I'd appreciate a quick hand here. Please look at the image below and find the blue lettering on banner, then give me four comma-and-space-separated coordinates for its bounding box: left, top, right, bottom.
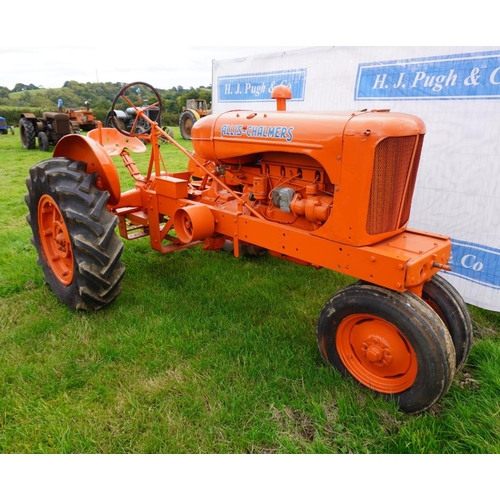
218, 69, 307, 103
448, 239, 500, 290
355, 50, 500, 101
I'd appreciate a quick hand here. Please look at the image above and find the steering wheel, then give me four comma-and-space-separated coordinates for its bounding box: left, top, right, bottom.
109, 81, 163, 138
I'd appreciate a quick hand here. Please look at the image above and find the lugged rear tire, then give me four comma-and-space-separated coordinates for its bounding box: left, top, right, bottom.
20, 118, 36, 149
25, 158, 125, 311
179, 110, 197, 140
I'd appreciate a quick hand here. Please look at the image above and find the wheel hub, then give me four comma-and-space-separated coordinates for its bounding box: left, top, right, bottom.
54, 225, 70, 257
362, 336, 393, 366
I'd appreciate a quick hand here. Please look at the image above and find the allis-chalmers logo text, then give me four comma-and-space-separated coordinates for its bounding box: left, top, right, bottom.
221, 124, 294, 142
355, 50, 500, 101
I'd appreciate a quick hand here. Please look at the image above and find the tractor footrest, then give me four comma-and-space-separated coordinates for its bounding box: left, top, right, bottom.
114, 206, 143, 216
116, 208, 150, 240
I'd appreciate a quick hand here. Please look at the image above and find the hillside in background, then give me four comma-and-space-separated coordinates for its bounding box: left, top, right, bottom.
0, 80, 212, 126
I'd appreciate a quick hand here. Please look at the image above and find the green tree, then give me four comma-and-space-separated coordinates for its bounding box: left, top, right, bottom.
12, 83, 40, 92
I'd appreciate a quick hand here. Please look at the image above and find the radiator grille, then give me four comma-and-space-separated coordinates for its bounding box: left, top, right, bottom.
366, 135, 423, 235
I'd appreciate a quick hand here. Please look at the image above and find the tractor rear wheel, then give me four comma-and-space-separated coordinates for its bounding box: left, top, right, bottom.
421, 274, 473, 372
317, 282, 456, 414
179, 110, 197, 140
25, 158, 125, 311
20, 118, 36, 149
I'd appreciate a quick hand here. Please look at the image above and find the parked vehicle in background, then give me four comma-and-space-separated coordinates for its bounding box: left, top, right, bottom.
66, 102, 97, 132
19, 112, 77, 151
179, 98, 211, 140
0, 117, 15, 135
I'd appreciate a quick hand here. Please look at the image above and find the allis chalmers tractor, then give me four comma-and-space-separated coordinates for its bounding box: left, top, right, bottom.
25, 82, 473, 414
179, 98, 211, 140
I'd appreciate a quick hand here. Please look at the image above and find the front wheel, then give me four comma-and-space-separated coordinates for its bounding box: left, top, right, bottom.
25, 158, 125, 311
421, 274, 473, 372
38, 131, 49, 151
317, 282, 456, 414
162, 126, 174, 139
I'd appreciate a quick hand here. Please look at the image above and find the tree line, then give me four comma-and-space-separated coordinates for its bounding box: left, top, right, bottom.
0, 80, 212, 126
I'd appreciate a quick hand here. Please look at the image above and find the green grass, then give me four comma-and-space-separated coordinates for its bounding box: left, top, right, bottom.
1, 129, 499, 454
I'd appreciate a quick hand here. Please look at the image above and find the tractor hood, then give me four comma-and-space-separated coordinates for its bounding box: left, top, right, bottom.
191, 108, 426, 176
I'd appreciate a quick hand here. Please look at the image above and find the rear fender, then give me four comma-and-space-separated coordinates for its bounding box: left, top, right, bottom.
186, 109, 201, 121
53, 134, 121, 205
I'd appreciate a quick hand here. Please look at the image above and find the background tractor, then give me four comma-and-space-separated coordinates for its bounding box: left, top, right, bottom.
0, 117, 15, 134
105, 105, 161, 135
179, 98, 211, 140
19, 112, 76, 151
25, 82, 473, 415
66, 102, 97, 132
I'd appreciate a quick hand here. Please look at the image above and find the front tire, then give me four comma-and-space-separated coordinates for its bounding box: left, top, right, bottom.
25, 158, 125, 311
162, 126, 174, 139
38, 131, 49, 151
317, 282, 456, 414
421, 274, 473, 372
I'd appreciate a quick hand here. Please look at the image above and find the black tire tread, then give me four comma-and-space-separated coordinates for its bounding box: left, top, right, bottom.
421, 274, 473, 372
317, 281, 456, 414
179, 110, 197, 140
25, 158, 125, 311
20, 118, 36, 149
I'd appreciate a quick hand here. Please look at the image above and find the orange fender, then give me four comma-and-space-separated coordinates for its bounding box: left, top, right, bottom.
53, 134, 121, 205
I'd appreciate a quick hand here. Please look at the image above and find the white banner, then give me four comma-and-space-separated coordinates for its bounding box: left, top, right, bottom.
212, 47, 500, 312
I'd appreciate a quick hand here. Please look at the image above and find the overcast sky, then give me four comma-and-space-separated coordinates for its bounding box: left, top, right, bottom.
0, 46, 310, 90
0, 1, 490, 92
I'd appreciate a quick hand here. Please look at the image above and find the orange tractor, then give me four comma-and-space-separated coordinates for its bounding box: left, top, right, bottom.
66, 104, 97, 132
25, 82, 473, 414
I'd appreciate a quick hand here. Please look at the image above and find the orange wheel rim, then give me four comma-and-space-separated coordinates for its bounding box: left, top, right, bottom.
38, 194, 74, 285
336, 314, 417, 393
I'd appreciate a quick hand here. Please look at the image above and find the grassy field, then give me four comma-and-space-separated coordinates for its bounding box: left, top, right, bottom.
1, 128, 499, 454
